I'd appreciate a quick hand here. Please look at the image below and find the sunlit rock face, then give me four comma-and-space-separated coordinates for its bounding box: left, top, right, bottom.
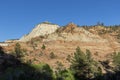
20, 22, 59, 42
46, 23, 107, 43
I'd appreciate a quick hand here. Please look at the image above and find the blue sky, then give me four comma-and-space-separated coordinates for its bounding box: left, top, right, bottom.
0, 0, 120, 42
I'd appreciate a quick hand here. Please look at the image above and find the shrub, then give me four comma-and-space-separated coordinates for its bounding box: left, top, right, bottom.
50, 52, 56, 59
0, 63, 54, 80
56, 61, 64, 72
41, 44, 46, 50
66, 55, 71, 62
56, 69, 75, 80
39, 51, 43, 57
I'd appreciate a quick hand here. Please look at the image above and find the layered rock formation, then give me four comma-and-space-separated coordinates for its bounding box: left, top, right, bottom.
45, 23, 107, 42
18, 22, 120, 56
3, 22, 120, 70
20, 22, 59, 42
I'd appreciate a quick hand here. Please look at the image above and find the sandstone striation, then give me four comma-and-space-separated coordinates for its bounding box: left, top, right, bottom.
3, 22, 120, 70
20, 22, 59, 42
45, 23, 107, 43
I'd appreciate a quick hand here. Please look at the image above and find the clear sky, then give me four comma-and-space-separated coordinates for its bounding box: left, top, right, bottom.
0, 0, 120, 42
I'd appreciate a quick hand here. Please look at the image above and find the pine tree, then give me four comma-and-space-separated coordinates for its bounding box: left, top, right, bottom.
113, 52, 120, 70
70, 47, 102, 80
14, 43, 23, 59
0, 46, 4, 55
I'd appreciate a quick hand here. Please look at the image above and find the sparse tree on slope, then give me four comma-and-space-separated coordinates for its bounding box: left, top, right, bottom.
70, 47, 102, 80
14, 43, 23, 59
113, 52, 120, 70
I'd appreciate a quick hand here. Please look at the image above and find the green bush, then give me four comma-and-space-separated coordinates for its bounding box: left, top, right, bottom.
41, 44, 46, 50
56, 69, 75, 80
0, 63, 54, 80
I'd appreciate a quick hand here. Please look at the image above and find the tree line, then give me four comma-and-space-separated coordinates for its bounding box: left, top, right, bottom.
0, 43, 120, 80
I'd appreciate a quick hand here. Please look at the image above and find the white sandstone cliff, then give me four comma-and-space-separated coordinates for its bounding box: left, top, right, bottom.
20, 22, 59, 42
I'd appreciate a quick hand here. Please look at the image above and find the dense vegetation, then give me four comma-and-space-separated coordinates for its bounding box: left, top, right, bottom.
0, 43, 120, 80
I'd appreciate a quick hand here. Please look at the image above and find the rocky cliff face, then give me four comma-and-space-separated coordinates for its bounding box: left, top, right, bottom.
45, 23, 107, 42
20, 22, 59, 42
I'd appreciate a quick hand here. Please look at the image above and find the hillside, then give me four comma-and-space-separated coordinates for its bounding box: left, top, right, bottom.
1, 22, 119, 70
1, 22, 120, 80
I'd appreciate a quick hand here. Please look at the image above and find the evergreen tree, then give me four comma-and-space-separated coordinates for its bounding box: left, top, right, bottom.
14, 43, 23, 59
113, 52, 120, 70
70, 47, 102, 80
0, 46, 4, 55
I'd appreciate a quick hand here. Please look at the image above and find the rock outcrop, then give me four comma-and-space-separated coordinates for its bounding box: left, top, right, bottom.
20, 22, 59, 42
45, 23, 107, 42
